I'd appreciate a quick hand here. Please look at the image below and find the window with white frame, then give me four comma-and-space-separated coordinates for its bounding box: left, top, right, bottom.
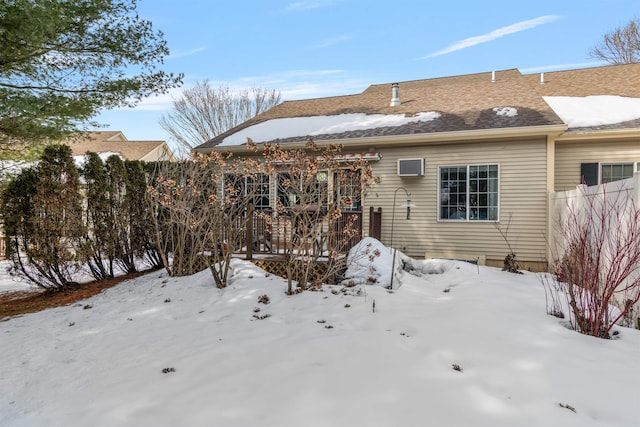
276, 172, 295, 208
439, 164, 499, 221
581, 162, 639, 186
600, 162, 635, 184
304, 171, 329, 208
334, 169, 361, 211
224, 173, 270, 209
223, 173, 244, 204
246, 173, 270, 209
276, 171, 328, 209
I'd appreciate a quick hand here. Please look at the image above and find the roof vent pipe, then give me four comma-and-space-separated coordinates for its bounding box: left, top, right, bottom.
540, 72, 545, 84
390, 83, 401, 107
491, 71, 496, 83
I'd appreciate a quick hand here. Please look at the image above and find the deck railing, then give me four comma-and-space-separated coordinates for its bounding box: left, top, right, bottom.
243, 206, 363, 259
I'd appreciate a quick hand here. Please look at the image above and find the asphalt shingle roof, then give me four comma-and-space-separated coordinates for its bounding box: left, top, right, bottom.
196, 64, 640, 150
67, 132, 167, 161
525, 63, 640, 133
525, 63, 640, 98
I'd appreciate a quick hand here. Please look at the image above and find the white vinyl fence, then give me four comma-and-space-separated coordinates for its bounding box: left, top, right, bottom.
549, 172, 640, 263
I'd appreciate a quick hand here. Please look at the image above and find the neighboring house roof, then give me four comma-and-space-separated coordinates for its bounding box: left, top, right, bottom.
194, 63, 640, 151
1, 131, 175, 179
66, 131, 176, 161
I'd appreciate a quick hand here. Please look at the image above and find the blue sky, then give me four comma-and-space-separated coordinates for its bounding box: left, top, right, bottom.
95, 0, 639, 147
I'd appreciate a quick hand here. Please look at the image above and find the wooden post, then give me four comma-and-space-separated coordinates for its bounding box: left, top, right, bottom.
246, 203, 253, 261
369, 206, 375, 238
368, 206, 382, 240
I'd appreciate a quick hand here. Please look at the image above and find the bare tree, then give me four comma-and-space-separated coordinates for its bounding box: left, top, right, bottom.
159, 81, 281, 154
590, 19, 640, 64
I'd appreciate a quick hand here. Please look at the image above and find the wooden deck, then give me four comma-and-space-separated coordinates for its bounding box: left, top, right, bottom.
242, 207, 364, 260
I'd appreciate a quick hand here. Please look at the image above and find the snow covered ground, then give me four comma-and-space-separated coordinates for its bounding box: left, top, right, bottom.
0, 260, 40, 294
0, 257, 155, 295
1, 241, 639, 427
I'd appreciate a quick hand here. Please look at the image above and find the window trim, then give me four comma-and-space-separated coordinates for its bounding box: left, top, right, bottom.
437, 163, 500, 222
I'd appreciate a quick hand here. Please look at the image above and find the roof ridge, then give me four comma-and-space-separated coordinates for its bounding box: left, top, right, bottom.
365, 68, 522, 90
522, 62, 640, 77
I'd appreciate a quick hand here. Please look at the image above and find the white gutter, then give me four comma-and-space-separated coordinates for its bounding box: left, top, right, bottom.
196, 124, 568, 154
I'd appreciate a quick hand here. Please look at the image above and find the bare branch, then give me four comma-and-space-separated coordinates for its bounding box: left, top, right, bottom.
160, 81, 281, 152
589, 19, 640, 64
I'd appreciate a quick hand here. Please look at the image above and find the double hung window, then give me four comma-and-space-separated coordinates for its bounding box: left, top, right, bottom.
304, 171, 329, 208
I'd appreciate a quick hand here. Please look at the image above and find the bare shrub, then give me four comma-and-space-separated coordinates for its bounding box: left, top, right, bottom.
262, 140, 375, 294
148, 152, 240, 285
149, 139, 375, 293
502, 253, 522, 274
551, 184, 640, 338
494, 213, 522, 274
540, 273, 565, 319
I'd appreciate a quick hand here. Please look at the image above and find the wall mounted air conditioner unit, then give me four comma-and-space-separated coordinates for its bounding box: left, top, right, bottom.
397, 158, 424, 176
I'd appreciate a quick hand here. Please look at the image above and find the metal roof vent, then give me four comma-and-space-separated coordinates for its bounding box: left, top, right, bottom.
540, 72, 545, 84
390, 83, 401, 107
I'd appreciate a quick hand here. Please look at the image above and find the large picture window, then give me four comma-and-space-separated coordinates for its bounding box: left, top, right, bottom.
439, 164, 499, 221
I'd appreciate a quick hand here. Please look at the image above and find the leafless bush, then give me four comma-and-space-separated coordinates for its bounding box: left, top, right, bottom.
148, 151, 253, 287
494, 213, 522, 274
148, 139, 376, 293
262, 140, 375, 294
540, 273, 565, 319
550, 184, 640, 338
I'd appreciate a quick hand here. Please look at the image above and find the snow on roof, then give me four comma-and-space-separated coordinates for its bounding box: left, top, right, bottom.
493, 107, 517, 117
544, 95, 640, 128
0, 160, 33, 177
1, 152, 124, 180
72, 152, 122, 169
220, 112, 442, 146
